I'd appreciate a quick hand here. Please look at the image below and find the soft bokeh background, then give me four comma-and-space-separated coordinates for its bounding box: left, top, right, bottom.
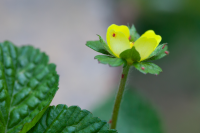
0, 0, 200, 133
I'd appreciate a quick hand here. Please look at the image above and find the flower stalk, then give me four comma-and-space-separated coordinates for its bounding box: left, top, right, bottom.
110, 65, 131, 129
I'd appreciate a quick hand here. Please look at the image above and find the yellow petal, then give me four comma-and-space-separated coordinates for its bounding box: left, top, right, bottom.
134, 37, 157, 61
106, 24, 130, 52
108, 29, 131, 57
141, 30, 162, 44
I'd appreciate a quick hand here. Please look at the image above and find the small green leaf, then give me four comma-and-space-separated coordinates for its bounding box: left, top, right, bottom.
0, 41, 59, 133
128, 24, 140, 42
147, 44, 166, 59
120, 46, 141, 63
92, 88, 163, 133
133, 62, 162, 75
95, 55, 125, 67
97, 35, 115, 56
86, 41, 111, 55
151, 45, 168, 60
146, 44, 168, 61
28, 104, 117, 133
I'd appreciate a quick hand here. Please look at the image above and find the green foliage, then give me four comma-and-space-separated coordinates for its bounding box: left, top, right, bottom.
0, 41, 59, 133
0, 41, 115, 133
28, 104, 117, 133
120, 46, 141, 64
128, 24, 140, 42
92, 88, 163, 133
86, 41, 111, 55
95, 55, 125, 67
85, 35, 116, 57
133, 62, 162, 75
145, 44, 168, 61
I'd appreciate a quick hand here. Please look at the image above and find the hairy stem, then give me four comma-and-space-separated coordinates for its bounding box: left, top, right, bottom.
110, 65, 130, 129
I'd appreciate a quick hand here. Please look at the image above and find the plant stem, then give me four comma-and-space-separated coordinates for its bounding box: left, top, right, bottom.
110, 65, 130, 129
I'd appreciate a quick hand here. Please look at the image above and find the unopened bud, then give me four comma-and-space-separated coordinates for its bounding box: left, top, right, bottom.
122, 74, 124, 78
129, 36, 131, 40
108, 120, 112, 124
141, 67, 145, 70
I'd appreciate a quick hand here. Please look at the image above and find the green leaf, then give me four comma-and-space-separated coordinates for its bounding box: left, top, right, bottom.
92, 88, 163, 133
95, 55, 125, 67
149, 44, 166, 57
133, 62, 162, 75
20, 104, 50, 133
146, 44, 168, 61
28, 104, 117, 133
86, 41, 111, 55
128, 24, 140, 42
97, 35, 115, 56
0, 41, 59, 133
120, 46, 141, 64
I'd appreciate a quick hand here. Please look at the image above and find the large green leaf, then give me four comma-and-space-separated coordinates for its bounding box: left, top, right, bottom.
86, 41, 111, 55
0, 41, 59, 133
133, 62, 162, 75
92, 88, 163, 133
95, 55, 125, 67
28, 104, 117, 133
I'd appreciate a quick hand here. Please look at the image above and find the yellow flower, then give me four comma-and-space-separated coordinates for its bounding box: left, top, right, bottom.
106, 24, 162, 61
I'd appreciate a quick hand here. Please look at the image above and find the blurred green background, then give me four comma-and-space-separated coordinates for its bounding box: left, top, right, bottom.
102, 0, 200, 133
0, 0, 200, 133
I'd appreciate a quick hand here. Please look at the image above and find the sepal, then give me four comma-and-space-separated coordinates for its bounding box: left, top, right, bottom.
128, 24, 140, 42
97, 35, 115, 56
86, 40, 111, 55
120, 46, 141, 64
95, 55, 125, 67
133, 62, 162, 75
145, 43, 169, 61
